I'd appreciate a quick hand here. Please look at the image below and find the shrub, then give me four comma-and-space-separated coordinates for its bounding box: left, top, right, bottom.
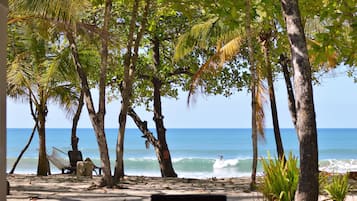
324, 173, 350, 201
260, 152, 299, 201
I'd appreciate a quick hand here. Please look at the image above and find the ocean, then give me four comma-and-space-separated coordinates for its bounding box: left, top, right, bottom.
6, 128, 357, 178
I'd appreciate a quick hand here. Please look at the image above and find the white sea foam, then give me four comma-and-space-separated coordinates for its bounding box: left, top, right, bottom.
320, 159, 357, 173
213, 158, 239, 169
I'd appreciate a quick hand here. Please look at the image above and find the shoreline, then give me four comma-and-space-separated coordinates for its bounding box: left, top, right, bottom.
7, 174, 357, 201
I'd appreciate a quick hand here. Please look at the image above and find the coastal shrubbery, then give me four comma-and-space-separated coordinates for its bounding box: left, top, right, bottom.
261, 153, 351, 201
324, 173, 350, 201
260, 153, 299, 201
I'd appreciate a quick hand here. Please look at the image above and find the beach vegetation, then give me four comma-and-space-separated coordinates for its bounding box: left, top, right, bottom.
260, 153, 299, 201
7, 22, 80, 175
8, 0, 115, 186
324, 173, 350, 201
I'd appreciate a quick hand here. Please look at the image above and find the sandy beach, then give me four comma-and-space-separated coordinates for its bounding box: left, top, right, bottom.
6, 174, 357, 201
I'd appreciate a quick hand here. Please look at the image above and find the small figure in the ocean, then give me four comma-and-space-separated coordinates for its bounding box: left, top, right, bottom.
219, 155, 224, 160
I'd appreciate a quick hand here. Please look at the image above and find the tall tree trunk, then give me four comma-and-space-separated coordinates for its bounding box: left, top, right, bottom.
280, 54, 297, 127
245, 0, 258, 190
114, 0, 140, 181
152, 36, 177, 177
280, 0, 319, 200
261, 33, 285, 160
114, 0, 150, 182
71, 90, 84, 151
66, 16, 113, 186
10, 98, 38, 174
36, 100, 49, 176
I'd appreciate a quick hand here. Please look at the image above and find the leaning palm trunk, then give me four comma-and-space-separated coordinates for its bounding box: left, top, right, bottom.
280, 0, 319, 200
261, 33, 285, 160
280, 54, 297, 128
10, 98, 38, 174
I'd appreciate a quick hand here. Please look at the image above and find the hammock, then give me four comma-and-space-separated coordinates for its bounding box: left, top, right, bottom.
47, 147, 71, 173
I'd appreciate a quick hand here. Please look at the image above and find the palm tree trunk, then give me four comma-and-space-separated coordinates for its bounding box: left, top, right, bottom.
280, 54, 297, 127
245, 0, 258, 189
261, 33, 285, 160
71, 90, 84, 151
10, 125, 36, 174
37, 101, 49, 176
10, 97, 38, 174
280, 0, 319, 200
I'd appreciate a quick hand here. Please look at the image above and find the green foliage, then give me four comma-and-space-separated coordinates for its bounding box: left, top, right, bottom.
324, 174, 350, 201
261, 153, 299, 201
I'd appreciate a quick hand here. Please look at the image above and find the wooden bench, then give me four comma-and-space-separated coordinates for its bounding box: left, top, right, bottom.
151, 194, 227, 201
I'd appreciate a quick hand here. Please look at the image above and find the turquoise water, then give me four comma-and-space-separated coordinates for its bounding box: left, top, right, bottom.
7, 128, 357, 178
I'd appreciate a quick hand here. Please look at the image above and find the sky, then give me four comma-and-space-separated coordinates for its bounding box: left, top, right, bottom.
6, 68, 357, 129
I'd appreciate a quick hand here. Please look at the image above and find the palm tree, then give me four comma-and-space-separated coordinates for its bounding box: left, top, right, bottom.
7, 23, 78, 175
174, 9, 266, 188
9, 0, 116, 186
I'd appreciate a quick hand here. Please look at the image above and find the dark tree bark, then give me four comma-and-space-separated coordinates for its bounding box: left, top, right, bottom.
151, 36, 177, 177
260, 33, 285, 161
128, 107, 177, 177
280, 0, 319, 200
280, 54, 297, 127
71, 90, 84, 151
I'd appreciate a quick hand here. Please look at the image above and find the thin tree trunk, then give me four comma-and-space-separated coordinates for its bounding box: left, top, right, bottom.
115, 0, 151, 182
280, 54, 297, 127
114, 0, 140, 181
245, 0, 258, 190
9, 98, 38, 174
261, 33, 285, 160
71, 90, 84, 151
280, 0, 319, 200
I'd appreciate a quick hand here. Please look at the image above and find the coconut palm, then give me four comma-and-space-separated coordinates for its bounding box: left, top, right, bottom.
7, 23, 78, 175
9, 0, 115, 186
174, 8, 266, 187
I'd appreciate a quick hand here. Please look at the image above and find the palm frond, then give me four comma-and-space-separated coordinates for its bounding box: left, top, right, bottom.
256, 78, 266, 139
49, 84, 79, 118
188, 35, 244, 103
174, 17, 219, 61
10, 0, 89, 25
